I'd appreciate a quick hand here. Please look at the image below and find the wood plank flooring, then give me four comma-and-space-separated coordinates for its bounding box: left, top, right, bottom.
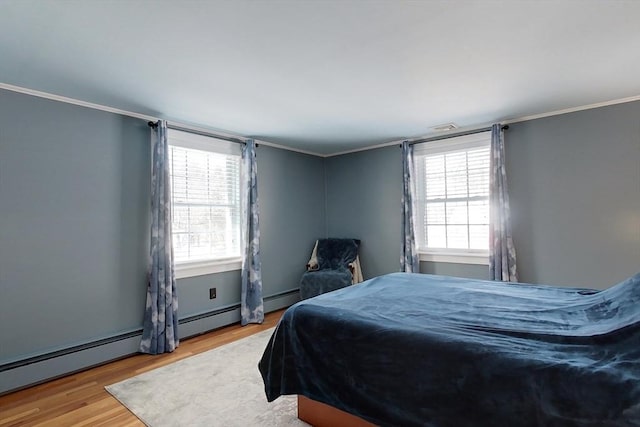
0, 310, 285, 426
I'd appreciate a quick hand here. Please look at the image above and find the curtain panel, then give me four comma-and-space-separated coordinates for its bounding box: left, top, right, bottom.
401, 140, 419, 273
140, 120, 179, 354
489, 124, 518, 282
241, 140, 264, 325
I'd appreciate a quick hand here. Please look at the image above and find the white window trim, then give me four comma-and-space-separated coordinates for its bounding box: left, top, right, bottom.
419, 249, 489, 265
414, 131, 491, 265
175, 256, 243, 279
167, 128, 242, 277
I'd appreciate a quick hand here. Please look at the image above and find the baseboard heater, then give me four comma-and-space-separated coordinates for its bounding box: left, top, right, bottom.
0, 288, 299, 395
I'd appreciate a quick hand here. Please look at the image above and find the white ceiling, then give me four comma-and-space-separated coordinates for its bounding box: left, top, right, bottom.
1, 0, 639, 155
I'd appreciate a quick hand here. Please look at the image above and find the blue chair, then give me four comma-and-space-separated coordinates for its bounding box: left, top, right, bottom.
300, 238, 363, 300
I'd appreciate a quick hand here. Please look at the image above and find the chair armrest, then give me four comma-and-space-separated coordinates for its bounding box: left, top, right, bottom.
349, 257, 363, 284
306, 240, 319, 271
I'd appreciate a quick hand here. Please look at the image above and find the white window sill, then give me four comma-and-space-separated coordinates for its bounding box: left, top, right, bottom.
175, 257, 242, 279
419, 250, 489, 265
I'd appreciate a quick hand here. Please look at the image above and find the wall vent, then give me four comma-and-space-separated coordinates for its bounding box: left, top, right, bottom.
431, 123, 458, 132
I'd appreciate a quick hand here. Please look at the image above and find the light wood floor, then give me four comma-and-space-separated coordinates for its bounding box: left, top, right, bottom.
0, 310, 285, 426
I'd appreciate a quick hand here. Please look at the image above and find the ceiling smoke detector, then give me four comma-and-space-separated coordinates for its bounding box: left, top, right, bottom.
431, 123, 458, 132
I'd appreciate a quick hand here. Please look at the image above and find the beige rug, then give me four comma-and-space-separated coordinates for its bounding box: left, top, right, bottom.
105, 328, 308, 426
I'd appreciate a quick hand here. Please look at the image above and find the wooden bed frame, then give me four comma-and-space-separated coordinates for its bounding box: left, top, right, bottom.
297, 395, 376, 427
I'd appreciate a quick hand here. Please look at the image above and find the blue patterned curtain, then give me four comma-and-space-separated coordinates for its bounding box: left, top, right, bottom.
401, 140, 419, 273
140, 120, 179, 354
241, 140, 264, 325
489, 124, 518, 282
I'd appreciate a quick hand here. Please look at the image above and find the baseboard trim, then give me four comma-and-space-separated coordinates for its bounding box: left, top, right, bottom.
0, 288, 299, 395
0, 334, 143, 395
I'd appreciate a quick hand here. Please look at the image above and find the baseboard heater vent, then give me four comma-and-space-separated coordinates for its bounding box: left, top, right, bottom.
0, 329, 143, 373
178, 288, 300, 339
179, 304, 240, 325
0, 287, 300, 395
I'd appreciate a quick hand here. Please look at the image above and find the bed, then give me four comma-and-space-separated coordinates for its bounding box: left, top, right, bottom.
258, 272, 640, 426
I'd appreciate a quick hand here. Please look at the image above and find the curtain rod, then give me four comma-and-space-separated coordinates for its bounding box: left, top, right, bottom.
147, 121, 247, 145
408, 125, 509, 146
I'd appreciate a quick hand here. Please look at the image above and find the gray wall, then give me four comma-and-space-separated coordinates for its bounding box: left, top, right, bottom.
421, 262, 489, 280
0, 90, 150, 362
506, 102, 640, 289
325, 146, 402, 279
258, 146, 326, 295
325, 102, 640, 289
0, 89, 325, 366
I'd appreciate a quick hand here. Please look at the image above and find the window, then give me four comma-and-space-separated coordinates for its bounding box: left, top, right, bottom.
168, 129, 242, 278
413, 132, 490, 264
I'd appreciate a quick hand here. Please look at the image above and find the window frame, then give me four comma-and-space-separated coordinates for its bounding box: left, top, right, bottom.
413, 131, 491, 265
167, 129, 243, 278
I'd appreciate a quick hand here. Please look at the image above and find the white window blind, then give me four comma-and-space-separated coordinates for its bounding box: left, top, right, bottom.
167, 130, 241, 264
414, 132, 490, 252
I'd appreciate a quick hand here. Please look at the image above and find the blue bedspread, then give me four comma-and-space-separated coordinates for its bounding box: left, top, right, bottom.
258, 272, 640, 426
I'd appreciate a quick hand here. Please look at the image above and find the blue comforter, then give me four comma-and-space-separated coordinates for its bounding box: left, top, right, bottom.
258, 272, 640, 426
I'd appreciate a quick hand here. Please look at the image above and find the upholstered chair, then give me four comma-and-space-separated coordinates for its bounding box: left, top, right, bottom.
300, 238, 363, 300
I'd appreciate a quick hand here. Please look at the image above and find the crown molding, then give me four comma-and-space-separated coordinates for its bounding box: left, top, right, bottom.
0, 82, 324, 158
503, 94, 640, 125
324, 94, 640, 157
2, 82, 638, 159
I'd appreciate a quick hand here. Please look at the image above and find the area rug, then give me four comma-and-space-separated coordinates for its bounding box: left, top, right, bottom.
105, 328, 308, 426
